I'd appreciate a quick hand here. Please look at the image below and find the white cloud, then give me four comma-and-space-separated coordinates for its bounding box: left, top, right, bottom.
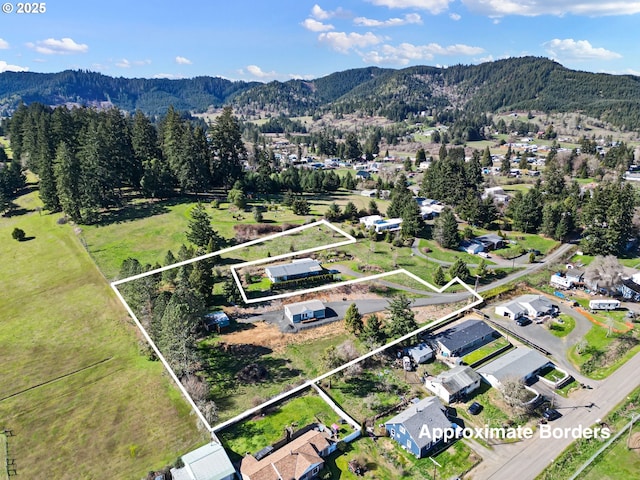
361, 41, 485, 65
318, 31, 385, 53
302, 18, 335, 32
152, 73, 186, 79
246, 64, 277, 79
354, 13, 422, 27
0, 60, 28, 72
288, 73, 316, 80
0, 39, 9, 49
26, 37, 88, 55
543, 38, 622, 60
449, 13, 462, 20
311, 4, 348, 19
366, 0, 453, 15
175, 56, 192, 65
115, 58, 151, 68
462, 0, 640, 17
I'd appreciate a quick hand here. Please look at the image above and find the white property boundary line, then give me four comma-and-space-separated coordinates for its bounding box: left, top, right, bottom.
111, 219, 484, 436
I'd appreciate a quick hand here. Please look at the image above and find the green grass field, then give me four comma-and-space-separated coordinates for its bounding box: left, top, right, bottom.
579, 424, 640, 480
0, 191, 206, 479
81, 191, 389, 280
219, 393, 342, 460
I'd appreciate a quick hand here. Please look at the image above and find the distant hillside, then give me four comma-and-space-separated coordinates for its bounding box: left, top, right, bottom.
0, 70, 259, 116
2, 57, 640, 129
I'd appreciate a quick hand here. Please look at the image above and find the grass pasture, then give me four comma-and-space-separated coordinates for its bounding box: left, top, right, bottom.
0, 191, 205, 479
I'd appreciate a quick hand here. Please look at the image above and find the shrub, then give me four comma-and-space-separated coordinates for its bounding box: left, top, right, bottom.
11, 227, 25, 241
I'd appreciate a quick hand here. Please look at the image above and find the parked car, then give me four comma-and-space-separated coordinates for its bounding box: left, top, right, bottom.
468, 402, 483, 415
478, 252, 490, 258
527, 248, 541, 256
543, 408, 562, 421
516, 316, 531, 326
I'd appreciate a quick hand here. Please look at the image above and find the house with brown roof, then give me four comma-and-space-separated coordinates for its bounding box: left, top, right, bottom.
239, 429, 335, 480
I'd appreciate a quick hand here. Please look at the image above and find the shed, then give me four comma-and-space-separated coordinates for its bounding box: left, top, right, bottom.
203, 312, 230, 332
170, 442, 237, 480
284, 300, 326, 323
407, 343, 434, 364
495, 301, 526, 320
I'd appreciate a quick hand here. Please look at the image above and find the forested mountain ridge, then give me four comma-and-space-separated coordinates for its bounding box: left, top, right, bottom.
0, 70, 260, 116
2, 57, 640, 128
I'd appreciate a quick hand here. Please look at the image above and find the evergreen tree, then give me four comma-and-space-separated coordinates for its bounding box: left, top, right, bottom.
343, 201, 358, 221
344, 303, 364, 335
362, 314, 385, 346
163, 250, 178, 283
433, 208, 459, 249
209, 107, 247, 190
449, 258, 470, 282
54, 142, 81, 221
400, 201, 423, 238
433, 266, 446, 286
385, 294, 417, 339
325, 202, 342, 221
186, 203, 221, 249
292, 198, 310, 215
158, 299, 200, 377
368, 199, 380, 216
481, 146, 493, 167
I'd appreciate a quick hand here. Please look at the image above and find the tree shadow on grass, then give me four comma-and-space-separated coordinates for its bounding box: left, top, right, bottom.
94, 196, 194, 227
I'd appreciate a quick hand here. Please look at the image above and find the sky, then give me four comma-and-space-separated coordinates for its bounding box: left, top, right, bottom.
0, 1, 639, 81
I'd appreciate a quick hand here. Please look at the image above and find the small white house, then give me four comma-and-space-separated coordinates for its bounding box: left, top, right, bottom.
407, 343, 434, 364
482, 186, 510, 203
550, 274, 573, 289
424, 365, 482, 404
374, 218, 402, 234
359, 215, 384, 229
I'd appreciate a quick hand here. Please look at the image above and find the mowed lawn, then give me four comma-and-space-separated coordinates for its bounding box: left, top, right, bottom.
0, 191, 206, 479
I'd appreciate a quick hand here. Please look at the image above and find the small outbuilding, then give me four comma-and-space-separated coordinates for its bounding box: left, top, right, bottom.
284, 300, 326, 323
171, 442, 237, 480
203, 312, 231, 332
406, 343, 434, 364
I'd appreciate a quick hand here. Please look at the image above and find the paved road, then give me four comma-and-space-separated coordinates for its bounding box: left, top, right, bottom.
467, 349, 640, 480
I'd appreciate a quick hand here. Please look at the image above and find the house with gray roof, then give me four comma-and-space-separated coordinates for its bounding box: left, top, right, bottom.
171, 442, 237, 480
429, 319, 500, 358
495, 294, 557, 320
477, 347, 552, 389
284, 300, 326, 323
473, 233, 505, 251
384, 397, 455, 458
265, 258, 324, 284
424, 365, 482, 404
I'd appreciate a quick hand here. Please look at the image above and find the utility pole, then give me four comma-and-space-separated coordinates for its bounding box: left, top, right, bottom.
429, 457, 442, 480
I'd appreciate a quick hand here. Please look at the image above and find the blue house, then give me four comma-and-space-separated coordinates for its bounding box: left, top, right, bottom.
284, 300, 326, 323
384, 397, 455, 458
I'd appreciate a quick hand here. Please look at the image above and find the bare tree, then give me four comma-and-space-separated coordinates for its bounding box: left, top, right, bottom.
500, 376, 532, 416
182, 374, 210, 402
337, 339, 359, 362
584, 255, 624, 292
